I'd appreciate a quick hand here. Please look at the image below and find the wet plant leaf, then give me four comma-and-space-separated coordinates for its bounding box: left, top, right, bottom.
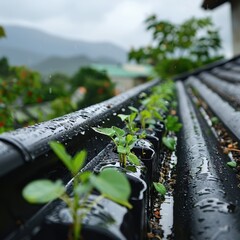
75, 182, 93, 196
118, 114, 128, 121
117, 145, 127, 154
129, 106, 138, 113
79, 171, 91, 183
91, 168, 132, 208
128, 152, 140, 166
165, 115, 182, 132
113, 126, 125, 137
92, 127, 115, 137
49, 141, 72, 171
162, 137, 176, 151
126, 165, 137, 172
129, 112, 137, 122
23, 180, 65, 204
153, 182, 166, 196
72, 150, 87, 174
227, 161, 237, 168
211, 117, 219, 125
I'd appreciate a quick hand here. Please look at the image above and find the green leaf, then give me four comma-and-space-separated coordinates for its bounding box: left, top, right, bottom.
117, 145, 127, 154
22, 180, 65, 204
162, 137, 176, 151
153, 182, 166, 196
118, 114, 129, 122
79, 171, 92, 183
113, 126, 125, 137
129, 112, 137, 122
139, 130, 146, 139
128, 153, 140, 166
92, 127, 115, 137
153, 111, 163, 121
128, 106, 138, 113
165, 115, 182, 132
140, 109, 151, 119
49, 141, 72, 171
227, 161, 237, 168
146, 118, 156, 125
127, 135, 137, 148
72, 150, 87, 174
211, 117, 219, 125
126, 165, 137, 172
126, 134, 134, 144
75, 182, 93, 196
119, 136, 126, 145
91, 168, 132, 208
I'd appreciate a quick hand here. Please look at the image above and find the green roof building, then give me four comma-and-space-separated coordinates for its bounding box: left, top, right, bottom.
90, 63, 154, 93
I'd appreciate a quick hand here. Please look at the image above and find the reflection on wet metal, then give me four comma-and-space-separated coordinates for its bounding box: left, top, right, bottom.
159, 195, 174, 239
211, 225, 230, 240
176, 81, 240, 239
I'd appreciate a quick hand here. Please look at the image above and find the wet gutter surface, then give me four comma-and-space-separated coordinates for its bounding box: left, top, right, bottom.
175, 81, 240, 239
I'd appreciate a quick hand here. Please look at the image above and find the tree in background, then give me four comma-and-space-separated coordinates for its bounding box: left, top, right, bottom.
0, 65, 44, 132
0, 26, 5, 39
129, 15, 223, 78
71, 67, 115, 108
0, 25, 115, 133
0, 57, 11, 77
42, 73, 72, 101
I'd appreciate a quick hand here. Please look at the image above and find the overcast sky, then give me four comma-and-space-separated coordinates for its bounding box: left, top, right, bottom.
0, 0, 233, 57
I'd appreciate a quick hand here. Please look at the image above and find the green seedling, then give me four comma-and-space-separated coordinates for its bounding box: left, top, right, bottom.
227, 161, 237, 168
139, 109, 156, 130
211, 116, 219, 125
165, 115, 182, 133
22, 141, 132, 240
118, 106, 146, 139
153, 182, 167, 197
118, 106, 139, 135
142, 95, 168, 114
162, 136, 176, 151
93, 126, 140, 168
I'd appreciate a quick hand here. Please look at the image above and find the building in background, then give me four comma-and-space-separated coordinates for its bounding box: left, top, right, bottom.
202, 0, 240, 55
91, 64, 153, 93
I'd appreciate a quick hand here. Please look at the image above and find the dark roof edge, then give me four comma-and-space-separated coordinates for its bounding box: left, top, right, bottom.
201, 0, 228, 10
173, 54, 240, 81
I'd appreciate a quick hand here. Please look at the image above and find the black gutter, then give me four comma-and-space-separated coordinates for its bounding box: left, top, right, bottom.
187, 76, 240, 141
0, 79, 159, 177
175, 81, 240, 239
173, 54, 240, 81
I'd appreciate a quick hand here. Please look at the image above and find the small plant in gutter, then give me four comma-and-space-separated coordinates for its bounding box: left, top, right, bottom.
162, 115, 182, 151
118, 106, 139, 135
22, 141, 132, 240
153, 182, 167, 197
93, 126, 140, 168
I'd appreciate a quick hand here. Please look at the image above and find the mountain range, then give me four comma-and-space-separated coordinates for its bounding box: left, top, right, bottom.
0, 25, 127, 75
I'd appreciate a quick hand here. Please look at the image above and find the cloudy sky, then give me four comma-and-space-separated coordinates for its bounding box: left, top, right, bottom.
0, 0, 233, 57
